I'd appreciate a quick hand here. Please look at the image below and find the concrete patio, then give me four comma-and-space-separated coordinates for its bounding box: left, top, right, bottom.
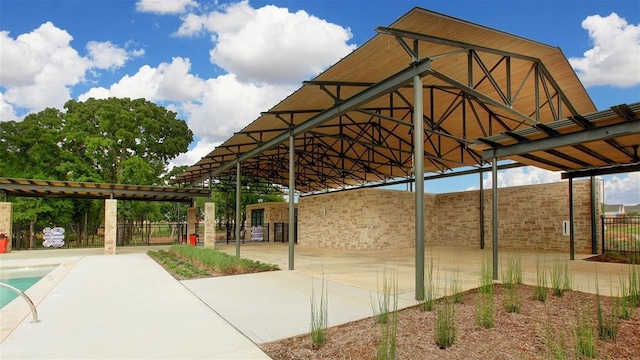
0, 243, 634, 359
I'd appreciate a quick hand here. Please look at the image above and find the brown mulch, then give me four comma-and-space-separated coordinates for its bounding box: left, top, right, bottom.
260, 285, 640, 360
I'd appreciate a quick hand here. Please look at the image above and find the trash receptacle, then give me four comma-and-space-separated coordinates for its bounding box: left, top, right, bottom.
189, 234, 197, 246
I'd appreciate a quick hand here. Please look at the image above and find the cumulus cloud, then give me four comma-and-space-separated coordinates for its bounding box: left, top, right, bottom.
87, 41, 143, 70
182, 73, 293, 143
569, 13, 640, 88
170, 138, 222, 167
481, 166, 562, 188
175, 0, 356, 84
0, 93, 18, 122
604, 172, 640, 205
135, 0, 198, 15
79, 57, 207, 102
1, 22, 143, 116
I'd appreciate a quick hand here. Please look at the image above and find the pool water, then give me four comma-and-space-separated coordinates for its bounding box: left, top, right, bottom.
0, 266, 58, 309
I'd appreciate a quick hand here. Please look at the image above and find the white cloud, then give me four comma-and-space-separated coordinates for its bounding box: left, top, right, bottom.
175, 0, 356, 84
482, 166, 562, 188
604, 172, 640, 205
87, 41, 143, 70
0, 22, 143, 117
569, 13, 640, 88
135, 0, 198, 15
182, 73, 293, 143
0, 93, 18, 122
170, 139, 222, 168
79, 57, 206, 103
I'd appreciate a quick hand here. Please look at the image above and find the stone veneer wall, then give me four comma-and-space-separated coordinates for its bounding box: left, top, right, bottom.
297, 188, 436, 250
296, 179, 599, 253
0, 202, 13, 252
436, 179, 599, 253
245, 202, 295, 224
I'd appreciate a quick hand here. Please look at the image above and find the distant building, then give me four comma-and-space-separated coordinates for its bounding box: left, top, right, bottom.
603, 204, 625, 218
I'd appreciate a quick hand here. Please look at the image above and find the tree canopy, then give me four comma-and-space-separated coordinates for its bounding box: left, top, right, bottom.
0, 97, 194, 228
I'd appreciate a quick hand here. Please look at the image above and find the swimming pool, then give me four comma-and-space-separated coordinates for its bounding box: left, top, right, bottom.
0, 265, 58, 309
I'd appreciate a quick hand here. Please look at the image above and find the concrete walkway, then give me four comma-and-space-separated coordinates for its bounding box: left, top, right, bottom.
1, 243, 635, 359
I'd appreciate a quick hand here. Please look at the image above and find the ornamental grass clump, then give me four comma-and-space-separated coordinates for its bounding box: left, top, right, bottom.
376, 268, 398, 360
449, 271, 464, 304
550, 258, 572, 297
573, 305, 597, 359
616, 273, 634, 320
372, 268, 394, 324
168, 244, 279, 274
629, 264, 640, 307
421, 257, 437, 311
595, 274, 619, 341
502, 253, 523, 289
434, 295, 456, 349
476, 254, 494, 328
534, 255, 549, 302
309, 275, 329, 349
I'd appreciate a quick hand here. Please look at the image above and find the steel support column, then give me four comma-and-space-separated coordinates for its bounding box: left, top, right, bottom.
289, 135, 296, 270
492, 158, 498, 280
479, 171, 485, 249
414, 72, 425, 301
235, 161, 241, 257
590, 176, 598, 254
569, 177, 575, 260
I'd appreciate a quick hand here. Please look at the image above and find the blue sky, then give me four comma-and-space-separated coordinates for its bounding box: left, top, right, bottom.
1, 0, 639, 204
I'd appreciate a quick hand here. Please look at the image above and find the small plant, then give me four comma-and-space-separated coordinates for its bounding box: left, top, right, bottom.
573, 306, 596, 358
310, 275, 329, 349
421, 257, 437, 311
595, 274, 618, 341
502, 253, 523, 288
545, 307, 568, 360
376, 268, 398, 360
475, 290, 494, 329
434, 296, 456, 349
629, 264, 640, 307
503, 284, 521, 313
616, 273, 634, 320
479, 253, 493, 295
476, 253, 494, 328
534, 255, 548, 302
372, 268, 393, 324
449, 271, 463, 304
550, 258, 572, 297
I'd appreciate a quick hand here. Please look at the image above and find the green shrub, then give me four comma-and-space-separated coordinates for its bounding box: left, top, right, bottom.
434, 298, 456, 349
310, 275, 329, 348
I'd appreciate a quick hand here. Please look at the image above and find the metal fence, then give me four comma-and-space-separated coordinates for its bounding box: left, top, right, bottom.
602, 216, 640, 253
273, 222, 297, 243
11, 222, 185, 250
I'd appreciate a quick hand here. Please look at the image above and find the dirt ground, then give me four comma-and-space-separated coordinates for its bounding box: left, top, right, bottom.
260, 284, 640, 360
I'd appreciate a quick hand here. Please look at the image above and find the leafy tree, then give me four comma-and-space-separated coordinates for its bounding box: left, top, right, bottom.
0, 98, 194, 244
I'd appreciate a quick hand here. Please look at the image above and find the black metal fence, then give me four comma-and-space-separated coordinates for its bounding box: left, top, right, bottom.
602, 216, 640, 253
273, 222, 298, 243
11, 222, 185, 250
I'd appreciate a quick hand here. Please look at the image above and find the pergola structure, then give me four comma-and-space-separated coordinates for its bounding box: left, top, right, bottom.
0, 178, 209, 202
0, 178, 210, 254
172, 7, 640, 299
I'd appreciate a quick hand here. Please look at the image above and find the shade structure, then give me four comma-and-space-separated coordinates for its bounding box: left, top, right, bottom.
171, 7, 636, 192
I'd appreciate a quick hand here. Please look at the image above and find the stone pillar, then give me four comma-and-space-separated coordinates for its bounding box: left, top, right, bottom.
204, 202, 216, 248
0, 202, 13, 253
104, 199, 117, 255
187, 207, 197, 244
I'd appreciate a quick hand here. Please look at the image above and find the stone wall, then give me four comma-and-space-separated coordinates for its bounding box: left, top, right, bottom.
295, 179, 599, 253
0, 202, 13, 253
298, 188, 437, 250
436, 179, 599, 253
246, 202, 294, 224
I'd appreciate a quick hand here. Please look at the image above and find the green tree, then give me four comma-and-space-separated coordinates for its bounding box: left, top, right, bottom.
0, 97, 194, 245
